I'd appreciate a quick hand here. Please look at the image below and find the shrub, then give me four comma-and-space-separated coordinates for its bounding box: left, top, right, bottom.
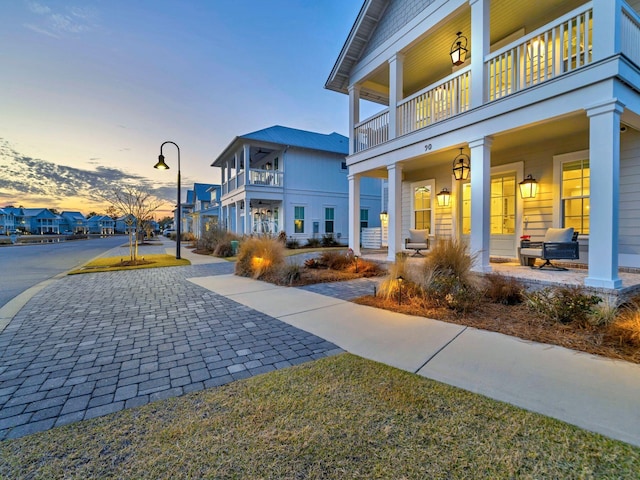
286, 237, 300, 249
483, 274, 524, 305
197, 224, 228, 253
587, 297, 619, 326
318, 250, 352, 270
213, 241, 235, 258
420, 239, 479, 312
306, 237, 322, 248
235, 236, 285, 280
277, 231, 287, 244
524, 286, 601, 324
304, 258, 320, 269
321, 234, 339, 247
278, 263, 302, 286
608, 309, 640, 347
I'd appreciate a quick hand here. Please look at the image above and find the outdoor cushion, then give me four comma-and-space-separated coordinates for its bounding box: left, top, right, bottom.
543, 227, 574, 243
408, 229, 428, 244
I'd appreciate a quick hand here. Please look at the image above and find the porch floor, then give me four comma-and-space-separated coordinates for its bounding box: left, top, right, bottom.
360, 249, 640, 300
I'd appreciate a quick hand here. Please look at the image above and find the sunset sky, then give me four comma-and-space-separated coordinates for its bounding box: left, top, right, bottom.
0, 0, 363, 215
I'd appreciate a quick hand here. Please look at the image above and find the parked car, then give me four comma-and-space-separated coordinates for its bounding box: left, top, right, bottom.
163, 228, 175, 237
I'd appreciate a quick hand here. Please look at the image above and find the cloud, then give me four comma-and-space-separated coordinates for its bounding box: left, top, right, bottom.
0, 139, 175, 208
24, 1, 97, 37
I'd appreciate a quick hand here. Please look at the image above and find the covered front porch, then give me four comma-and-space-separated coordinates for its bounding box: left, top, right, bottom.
360, 249, 640, 301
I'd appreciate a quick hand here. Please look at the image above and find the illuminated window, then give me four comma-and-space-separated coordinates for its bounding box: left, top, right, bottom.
562, 159, 589, 234
462, 183, 471, 235
490, 174, 516, 235
413, 185, 432, 231
294, 206, 304, 234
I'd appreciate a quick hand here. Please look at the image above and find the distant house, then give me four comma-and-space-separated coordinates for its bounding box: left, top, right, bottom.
17, 208, 60, 234
211, 125, 382, 243
181, 190, 195, 236
186, 182, 221, 238
60, 211, 88, 234
0, 208, 16, 234
87, 215, 115, 235
115, 214, 137, 234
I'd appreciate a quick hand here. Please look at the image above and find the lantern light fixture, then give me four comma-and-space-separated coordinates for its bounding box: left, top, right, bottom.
436, 187, 451, 207
519, 174, 539, 199
450, 31, 468, 66
452, 148, 471, 181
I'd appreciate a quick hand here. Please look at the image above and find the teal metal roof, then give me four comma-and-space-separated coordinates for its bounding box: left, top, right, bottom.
193, 183, 218, 202
240, 125, 348, 155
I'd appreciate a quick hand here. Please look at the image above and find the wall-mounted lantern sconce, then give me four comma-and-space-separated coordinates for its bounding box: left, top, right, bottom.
452, 148, 471, 181
527, 38, 545, 61
436, 187, 451, 207
519, 174, 538, 199
379, 211, 388, 224
450, 31, 468, 66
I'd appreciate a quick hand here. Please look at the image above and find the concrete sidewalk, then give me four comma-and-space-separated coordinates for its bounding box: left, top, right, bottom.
189, 274, 640, 447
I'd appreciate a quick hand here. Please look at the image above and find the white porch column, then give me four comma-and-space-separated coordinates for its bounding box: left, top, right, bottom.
592, 0, 622, 61
348, 173, 361, 256
469, 137, 493, 273
244, 196, 252, 235
348, 85, 361, 155
388, 53, 404, 140
387, 163, 403, 262
243, 145, 251, 186
470, 0, 489, 108
585, 100, 623, 289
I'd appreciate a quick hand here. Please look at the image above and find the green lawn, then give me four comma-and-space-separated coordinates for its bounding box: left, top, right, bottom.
1, 354, 638, 479
68, 253, 190, 274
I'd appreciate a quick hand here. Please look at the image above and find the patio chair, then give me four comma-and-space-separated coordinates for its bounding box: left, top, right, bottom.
404, 229, 431, 256
519, 227, 579, 270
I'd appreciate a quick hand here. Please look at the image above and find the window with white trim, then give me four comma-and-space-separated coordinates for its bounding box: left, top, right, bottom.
561, 158, 590, 234
325, 207, 334, 234
294, 206, 304, 234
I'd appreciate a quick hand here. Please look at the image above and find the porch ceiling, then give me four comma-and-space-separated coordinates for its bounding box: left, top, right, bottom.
361, 0, 587, 103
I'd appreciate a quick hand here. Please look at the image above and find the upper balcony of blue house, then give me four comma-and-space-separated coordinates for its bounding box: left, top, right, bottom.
326, 0, 640, 156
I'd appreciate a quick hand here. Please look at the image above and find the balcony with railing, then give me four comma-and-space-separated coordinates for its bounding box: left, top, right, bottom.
221, 169, 283, 196
351, 1, 640, 153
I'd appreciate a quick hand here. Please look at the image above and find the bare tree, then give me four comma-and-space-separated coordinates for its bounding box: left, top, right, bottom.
105, 185, 165, 263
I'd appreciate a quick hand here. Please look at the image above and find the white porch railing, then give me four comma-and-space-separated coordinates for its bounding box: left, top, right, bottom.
354, 109, 389, 153
398, 68, 470, 136
487, 5, 593, 101
249, 169, 283, 186
621, 5, 640, 66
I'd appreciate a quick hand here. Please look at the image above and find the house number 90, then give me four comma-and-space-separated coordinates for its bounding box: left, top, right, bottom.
424, 143, 432, 151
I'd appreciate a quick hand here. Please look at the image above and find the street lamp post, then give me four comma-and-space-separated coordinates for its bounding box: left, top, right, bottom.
154, 141, 181, 260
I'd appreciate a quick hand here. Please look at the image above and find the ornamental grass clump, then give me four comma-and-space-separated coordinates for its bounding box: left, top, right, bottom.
524, 286, 601, 324
235, 236, 284, 280
608, 299, 640, 347
421, 239, 480, 313
483, 273, 524, 305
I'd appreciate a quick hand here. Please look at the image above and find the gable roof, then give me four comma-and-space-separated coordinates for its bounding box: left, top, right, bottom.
241, 126, 348, 154
211, 126, 348, 167
22, 208, 57, 219
185, 190, 195, 204
325, 0, 388, 100
193, 183, 218, 202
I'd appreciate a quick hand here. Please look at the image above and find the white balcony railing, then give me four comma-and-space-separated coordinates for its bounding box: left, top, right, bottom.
621, 5, 640, 66
398, 68, 470, 136
249, 169, 283, 187
487, 5, 593, 101
354, 109, 389, 153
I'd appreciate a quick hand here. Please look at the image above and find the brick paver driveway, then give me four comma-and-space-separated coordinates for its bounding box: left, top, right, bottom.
0, 263, 341, 440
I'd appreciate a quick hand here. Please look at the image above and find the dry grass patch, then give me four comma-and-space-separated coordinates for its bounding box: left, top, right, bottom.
1, 354, 638, 479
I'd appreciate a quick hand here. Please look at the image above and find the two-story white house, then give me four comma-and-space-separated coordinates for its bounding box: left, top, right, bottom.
326, 0, 640, 289
212, 125, 382, 243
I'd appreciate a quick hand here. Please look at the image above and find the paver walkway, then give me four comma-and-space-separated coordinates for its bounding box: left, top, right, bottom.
0, 262, 341, 440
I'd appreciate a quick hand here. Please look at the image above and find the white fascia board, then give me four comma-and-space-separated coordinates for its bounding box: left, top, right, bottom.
349, 0, 467, 87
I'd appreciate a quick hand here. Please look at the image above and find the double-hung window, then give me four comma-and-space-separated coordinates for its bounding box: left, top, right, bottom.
325, 208, 334, 234
561, 158, 590, 234
294, 206, 304, 234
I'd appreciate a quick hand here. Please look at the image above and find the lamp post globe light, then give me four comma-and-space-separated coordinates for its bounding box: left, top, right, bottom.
154, 141, 181, 260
